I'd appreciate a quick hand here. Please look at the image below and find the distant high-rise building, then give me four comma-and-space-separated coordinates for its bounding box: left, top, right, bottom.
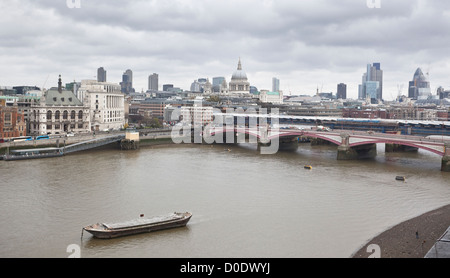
437, 86, 450, 100
189, 78, 210, 93
212, 77, 225, 92
163, 84, 174, 92
120, 69, 133, 94
190, 80, 202, 92
408, 68, 431, 100
97, 67, 107, 82
250, 86, 258, 95
272, 77, 280, 92
337, 83, 347, 99
148, 73, 158, 91
358, 63, 383, 102
373, 63, 381, 71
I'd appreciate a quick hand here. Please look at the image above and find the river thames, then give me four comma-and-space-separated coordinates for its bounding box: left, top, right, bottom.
1, 142, 449, 258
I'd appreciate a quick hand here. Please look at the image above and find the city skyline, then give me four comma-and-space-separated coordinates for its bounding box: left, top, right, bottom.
1, 0, 450, 99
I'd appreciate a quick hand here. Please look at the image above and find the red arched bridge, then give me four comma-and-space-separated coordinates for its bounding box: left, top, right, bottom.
205, 126, 450, 172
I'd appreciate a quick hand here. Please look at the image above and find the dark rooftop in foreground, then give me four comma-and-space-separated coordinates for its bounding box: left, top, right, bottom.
425, 226, 450, 258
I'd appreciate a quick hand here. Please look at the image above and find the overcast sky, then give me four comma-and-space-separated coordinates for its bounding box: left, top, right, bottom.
1, 0, 449, 99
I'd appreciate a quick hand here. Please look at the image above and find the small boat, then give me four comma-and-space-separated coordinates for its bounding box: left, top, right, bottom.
395, 176, 406, 181
82, 212, 192, 239
304, 165, 312, 170
2, 148, 64, 161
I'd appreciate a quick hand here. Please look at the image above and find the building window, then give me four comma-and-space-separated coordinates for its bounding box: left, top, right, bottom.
55, 111, 60, 120
47, 111, 52, 121
71, 110, 76, 120
78, 111, 83, 120
63, 111, 68, 120
47, 125, 52, 130
78, 123, 83, 129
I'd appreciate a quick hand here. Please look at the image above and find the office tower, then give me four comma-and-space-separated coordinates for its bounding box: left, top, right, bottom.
337, 83, 347, 99
120, 69, 133, 94
190, 80, 201, 92
148, 73, 158, 91
272, 77, 280, 92
408, 68, 431, 100
212, 77, 225, 92
358, 63, 383, 102
163, 84, 174, 92
97, 67, 107, 82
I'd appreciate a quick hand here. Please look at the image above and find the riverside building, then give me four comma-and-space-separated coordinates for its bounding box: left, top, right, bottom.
77, 80, 125, 132
29, 76, 90, 135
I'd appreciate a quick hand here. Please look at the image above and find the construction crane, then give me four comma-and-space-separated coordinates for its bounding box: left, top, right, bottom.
42, 74, 50, 91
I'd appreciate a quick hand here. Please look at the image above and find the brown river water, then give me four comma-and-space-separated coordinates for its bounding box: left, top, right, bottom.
0, 143, 449, 258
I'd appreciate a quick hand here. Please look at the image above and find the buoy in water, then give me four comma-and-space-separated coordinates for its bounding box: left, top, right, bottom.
304, 165, 312, 170
395, 176, 406, 181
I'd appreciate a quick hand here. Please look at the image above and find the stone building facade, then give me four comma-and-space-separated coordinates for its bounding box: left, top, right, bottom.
77, 80, 125, 131
29, 76, 90, 135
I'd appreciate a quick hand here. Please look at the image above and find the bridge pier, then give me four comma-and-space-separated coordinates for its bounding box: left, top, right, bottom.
120, 131, 140, 150
279, 139, 299, 152
337, 134, 377, 160
442, 144, 450, 172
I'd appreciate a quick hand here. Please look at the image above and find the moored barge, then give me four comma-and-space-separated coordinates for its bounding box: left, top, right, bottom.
82, 212, 192, 239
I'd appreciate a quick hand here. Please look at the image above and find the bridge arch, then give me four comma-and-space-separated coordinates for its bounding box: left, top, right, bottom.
208, 128, 262, 143
270, 131, 342, 146
350, 139, 445, 156
207, 128, 446, 157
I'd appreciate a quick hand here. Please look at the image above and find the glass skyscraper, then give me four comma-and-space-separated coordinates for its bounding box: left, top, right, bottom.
408, 68, 430, 100
272, 77, 280, 92
358, 63, 383, 102
120, 69, 133, 94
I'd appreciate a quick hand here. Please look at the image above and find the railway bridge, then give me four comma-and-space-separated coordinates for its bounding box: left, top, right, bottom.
205, 127, 450, 172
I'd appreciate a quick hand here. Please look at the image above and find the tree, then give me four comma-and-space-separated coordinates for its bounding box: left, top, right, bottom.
207, 95, 220, 103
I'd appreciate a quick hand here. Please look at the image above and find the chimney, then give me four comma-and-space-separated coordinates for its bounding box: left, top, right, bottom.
58, 75, 62, 94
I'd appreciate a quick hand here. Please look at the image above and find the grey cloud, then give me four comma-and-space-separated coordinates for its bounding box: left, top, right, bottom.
1, 0, 449, 97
